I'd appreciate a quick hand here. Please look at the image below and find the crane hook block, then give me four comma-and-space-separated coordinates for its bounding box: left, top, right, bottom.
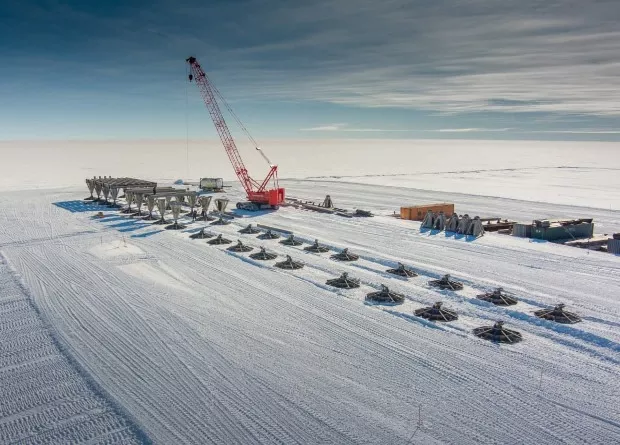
188, 74, 193, 82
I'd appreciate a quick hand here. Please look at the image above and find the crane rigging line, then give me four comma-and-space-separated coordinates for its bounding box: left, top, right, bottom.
205, 72, 273, 166
185, 64, 190, 179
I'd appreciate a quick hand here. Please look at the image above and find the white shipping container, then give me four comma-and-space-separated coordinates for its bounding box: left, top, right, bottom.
199, 177, 224, 190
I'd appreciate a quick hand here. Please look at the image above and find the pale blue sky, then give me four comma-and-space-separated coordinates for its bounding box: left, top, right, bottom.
1, 0, 619, 141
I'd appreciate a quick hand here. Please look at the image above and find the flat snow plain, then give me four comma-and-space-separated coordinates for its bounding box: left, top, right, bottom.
1, 177, 619, 444
1, 138, 619, 444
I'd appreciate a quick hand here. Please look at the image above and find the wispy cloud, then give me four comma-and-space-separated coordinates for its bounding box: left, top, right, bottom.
3, 0, 620, 140
530, 130, 620, 134
300, 123, 406, 132
438, 128, 512, 133
301, 124, 513, 133
208, 0, 620, 116
300, 123, 348, 131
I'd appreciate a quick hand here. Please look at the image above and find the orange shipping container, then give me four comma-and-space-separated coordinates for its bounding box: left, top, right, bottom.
400, 207, 411, 219
406, 203, 454, 221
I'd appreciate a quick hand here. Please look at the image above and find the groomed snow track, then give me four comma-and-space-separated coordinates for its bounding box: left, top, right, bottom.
1, 185, 619, 444
0, 254, 146, 444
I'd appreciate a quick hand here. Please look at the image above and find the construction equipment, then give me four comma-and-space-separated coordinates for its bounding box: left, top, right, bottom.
326, 272, 361, 289
131, 192, 145, 217
121, 191, 134, 214
144, 196, 158, 220
473, 321, 522, 343
258, 229, 280, 240
199, 177, 224, 191
331, 248, 359, 262
414, 302, 458, 322
166, 202, 187, 230
304, 239, 330, 253
187, 56, 285, 210
227, 240, 254, 252
428, 274, 464, 291
211, 216, 231, 226
477, 288, 518, 306
275, 255, 304, 270
190, 228, 215, 239
239, 224, 261, 234
534, 304, 582, 324
85, 179, 95, 200
208, 234, 232, 245
365, 285, 405, 304
250, 247, 277, 261
154, 198, 169, 225
199, 196, 215, 221
386, 263, 418, 278
280, 234, 303, 246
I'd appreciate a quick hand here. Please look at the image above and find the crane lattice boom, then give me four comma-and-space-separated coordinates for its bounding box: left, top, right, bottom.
186, 56, 284, 209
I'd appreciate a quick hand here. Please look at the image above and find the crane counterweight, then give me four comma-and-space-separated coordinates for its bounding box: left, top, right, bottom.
186, 56, 285, 210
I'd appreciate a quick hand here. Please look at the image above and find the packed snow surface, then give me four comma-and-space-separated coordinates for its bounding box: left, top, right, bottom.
0, 255, 143, 444
1, 180, 619, 444
308, 166, 620, 209
1, 138, 619, 443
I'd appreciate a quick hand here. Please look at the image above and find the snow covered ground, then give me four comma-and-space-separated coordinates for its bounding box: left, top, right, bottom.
2, 139, 619, 210
283, 179, 620, 234
0, 253, 144, 444
1, 138, 619, 443
1, 180, 619, 444
307, 166, 620, 210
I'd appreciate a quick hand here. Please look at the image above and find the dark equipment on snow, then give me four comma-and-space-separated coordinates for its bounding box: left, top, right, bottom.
414, 302, 458, 322
275, 255, 304, 269
166, 221, 187, 230
227, 240, 254, 252
280, 234, 303, 246
249, 247, 278, 261
325, 272, 361, 289
189, 228, 215, 239
211, 216, 231, 226
208, 234, 232, 245
258, 229, 280, 240
473, 321, 523, 343
331, 248, 359, 262
386, 263, 418, 278
304, 239, 330, 253
477, 288, 518, 306
355, 209, 373, 217
239, 224, 261, 234
365, 285, 405, 304
534, 303, 582, 324
428, 274, 464, 291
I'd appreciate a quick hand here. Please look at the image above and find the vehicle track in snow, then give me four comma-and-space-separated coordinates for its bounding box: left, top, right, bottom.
0, 253, 145, 445
1, 186, 620, 444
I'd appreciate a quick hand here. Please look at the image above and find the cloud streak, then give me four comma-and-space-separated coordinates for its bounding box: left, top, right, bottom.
301, 125, 513, 133
438, 128, 512, 133
209, 0, 620, 116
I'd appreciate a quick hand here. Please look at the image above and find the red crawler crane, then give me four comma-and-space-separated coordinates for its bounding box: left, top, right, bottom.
186, 56, 285, 211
